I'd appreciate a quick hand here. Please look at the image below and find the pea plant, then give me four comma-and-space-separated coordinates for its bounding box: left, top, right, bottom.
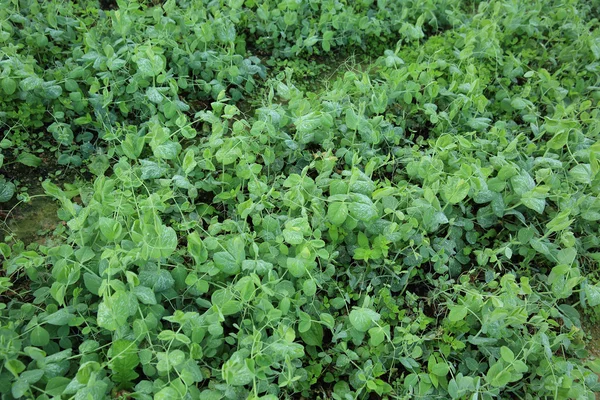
1, 0, 600, 399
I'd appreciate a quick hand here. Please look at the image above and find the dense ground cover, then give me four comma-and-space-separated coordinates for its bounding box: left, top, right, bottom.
1, 0, 600, 398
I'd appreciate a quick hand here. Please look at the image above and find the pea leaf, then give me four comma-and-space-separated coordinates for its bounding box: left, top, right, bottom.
0, 179, 15, 202
444, 177, 470, 204
327, 202, 348, 226
349, 307, 380, 332
109, 340, 139, 383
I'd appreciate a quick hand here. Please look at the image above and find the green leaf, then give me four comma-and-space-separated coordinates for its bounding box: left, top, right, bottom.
168, 349, 186, 366
97, 291, 137, 331
182, 149, 197, 175
1, 78, 17, 95
45, 377, 70, 396
286, 257, 307, 278
30, 326, 50, 346
136, 58, 154, 76
146, 87, 163, 103
500, 346, 515, 363
5, 359, 26, 376
510, 98, 527, 110
99, 217, 122, 241
122, 133, 145, 159
140, 159, 166, 180
348, 194, 378, 222
20, 76, 43, 91
547, 130, 569, 150
303, 279, 317, 296
300, 321, 323, 346
44, 308, 75, 325
136, 55, 164, 77
349, 307, 380, 332
12, 379, 29, 398
569, 164, 592, 184
155, 387, 179, 400
346, 108, 359, 130
109, 339, 139, 383
511, 173, 535, 195
585, 284, 600, 307
447, 305, 468, 322
0, 178, 15, 202
139, 223, 177, 260
320, 313, 335, 329
327, 202, 348, 226
487, 361, 511, 388
188, 232, 208, 263
521, 192, 545, 214
322, 30, 333, 51
431, 362, 450, 376
214, 252, 241, 275
44, 85, 62, 99
222, 351, 254, 386
368, 326, 387, 346
444, 177, 470, 204
133, 286, 157, 305
153, 141, 180, 160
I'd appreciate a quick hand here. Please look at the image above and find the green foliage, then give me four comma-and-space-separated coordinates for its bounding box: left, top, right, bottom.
1, 0, 600, 399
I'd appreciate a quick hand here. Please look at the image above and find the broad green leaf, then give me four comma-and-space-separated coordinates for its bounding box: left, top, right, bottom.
44, 308, 75, 325
283, 226, 305, 245
45, 377, 70, 396
368, 326, 387, 346
448, 305, 468, 322
12, 379, 29, 398
30, 326, 50, 346
16, 152, 41, 167
346, 108, 359, 130
303, 279, 317, 296
109, 340, 139, 383
431, 362, 450, 377
133, 286, 157, 305
585, 284, 600, 307
5, 359, 26, 376
153, 141, 180, 160
327, 202, 348, 226
136, 58, 154, 76
348, 194, 378, 222
569, 164, 592, 184
214, 252, 241, 275
547, 130, 569, 150
139, 223, 177, 260
1, 78, 17, 95
188, 232, 208, 263
349, 307, 380, 332
500, 346, 515, 363
521, 191, 545, 214
20, 76, 43, 91
300, 321, 323, 346
182, 149, 197, 174
510, 98, 527, 110
222, 351, 253, 386
99, 217, 122, 241
146, 87, 163, 103
0, 179, 15, 202
44, 85, 62, 99
444, 177, 470, 204
155, 387, 179, 400
97, 291, 137, 331
140, 159, 166, 180
487, 361, 511, 388
511, 173, 535, 195
286, 257, 307, 278
122, 133, 145, 159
